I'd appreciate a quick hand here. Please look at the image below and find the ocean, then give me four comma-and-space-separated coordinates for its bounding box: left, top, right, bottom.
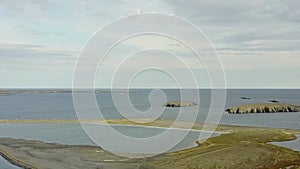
0, 89, 299, 129
0, 89, 299, 168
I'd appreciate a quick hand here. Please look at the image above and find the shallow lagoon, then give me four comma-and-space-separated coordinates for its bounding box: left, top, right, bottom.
0, 155, 21, 169
271, 135, 300, 152
0, 123, 222, 153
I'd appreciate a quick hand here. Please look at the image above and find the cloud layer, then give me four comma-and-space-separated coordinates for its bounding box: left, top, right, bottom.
0, 0, 299, 88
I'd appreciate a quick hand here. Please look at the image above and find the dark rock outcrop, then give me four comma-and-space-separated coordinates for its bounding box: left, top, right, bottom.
165, 101, 197, 107
269, 100, 279, 103
226, 103, 300, 114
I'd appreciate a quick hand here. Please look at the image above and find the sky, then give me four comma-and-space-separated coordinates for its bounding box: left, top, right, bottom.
1, 0, 300, 88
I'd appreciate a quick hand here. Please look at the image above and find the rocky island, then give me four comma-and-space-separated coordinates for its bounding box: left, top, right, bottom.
226, 103, 300, 114
165, 101, 197, 107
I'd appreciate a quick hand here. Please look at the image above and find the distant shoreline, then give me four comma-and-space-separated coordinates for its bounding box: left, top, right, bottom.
1, 88, 300, 95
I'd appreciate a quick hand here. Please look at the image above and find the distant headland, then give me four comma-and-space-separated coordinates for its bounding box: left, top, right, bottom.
165, 101, 197, 107
226, 103, 300, 114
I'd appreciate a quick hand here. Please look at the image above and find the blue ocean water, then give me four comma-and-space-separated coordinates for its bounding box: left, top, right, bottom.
0, 89, 299, 129
0, 89, 299, 168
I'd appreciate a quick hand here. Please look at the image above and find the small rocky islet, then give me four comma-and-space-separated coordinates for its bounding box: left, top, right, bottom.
165, 101, 197, 107
226, 103, 300, 114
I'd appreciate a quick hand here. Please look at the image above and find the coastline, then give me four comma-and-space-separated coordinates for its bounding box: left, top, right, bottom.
2, 118, 300, 133
271, 134, 300, 152
0, 150, 33, 169
0, 119, 300, 169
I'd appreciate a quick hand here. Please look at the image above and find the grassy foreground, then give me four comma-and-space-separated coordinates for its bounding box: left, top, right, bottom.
147, 130, 300, 169
0, 119, 300, 169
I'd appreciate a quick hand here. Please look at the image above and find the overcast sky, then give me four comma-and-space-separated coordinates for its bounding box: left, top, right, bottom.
1, 0, 300, 88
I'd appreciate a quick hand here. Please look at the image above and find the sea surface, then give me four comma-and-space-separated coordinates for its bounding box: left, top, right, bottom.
0, 89, 299, 129
0, 89, 299, 168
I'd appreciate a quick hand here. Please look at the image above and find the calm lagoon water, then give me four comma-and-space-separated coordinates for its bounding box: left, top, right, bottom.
271, 135, 300, 152
0, 123, 222, 168
0, 89, 299, 167
0, 123, 221, 169
0, 123, 222, 152
0, 156, 21, 169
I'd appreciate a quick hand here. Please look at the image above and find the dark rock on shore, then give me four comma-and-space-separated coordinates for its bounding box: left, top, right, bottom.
165, 101, 197, 107
226, 103, 300, 114
269, 99, 279, 103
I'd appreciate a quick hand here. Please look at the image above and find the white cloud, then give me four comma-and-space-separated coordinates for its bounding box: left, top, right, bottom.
0, 68, 6, 73
0, 0, 300, 88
